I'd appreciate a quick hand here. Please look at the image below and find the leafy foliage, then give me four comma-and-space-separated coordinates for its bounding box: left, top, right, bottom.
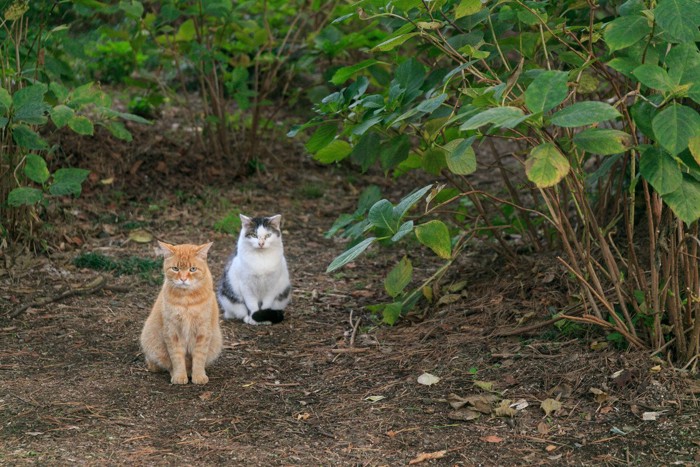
298, 0, 700, 362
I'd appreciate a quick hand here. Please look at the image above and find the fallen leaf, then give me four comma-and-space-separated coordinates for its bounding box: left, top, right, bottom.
447, 280, 468, 293
198, 391, 212, 401
417, 373, 440, 386
600, 406, 614, 414
494, 399, 517, 417
642, 411, 665, 421
436, 293, 461, 306
446, 393, 498, 412
448, 409, 480, 421
540, 398, 562, 417
649, 365, 662, 373
364, 395, 385, 402
295, 412, 310, 420
100, 177, 114, 185
510, 399, 529, 411
589, 387, 609, 404
548, 383, 572, 398
408, 450, 447, 464
128, 229, 153, 243
480, 435, 503, 443
590, 341, 608, 351
386, 430, 397, 438
545, 445, 557, 452
537, 422, 549, 435
473, 380, 494, 392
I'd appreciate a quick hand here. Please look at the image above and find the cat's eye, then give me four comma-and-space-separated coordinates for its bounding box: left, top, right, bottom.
171, 266, 179, 272
265, 233, 271, 239
189, 267, 197, 272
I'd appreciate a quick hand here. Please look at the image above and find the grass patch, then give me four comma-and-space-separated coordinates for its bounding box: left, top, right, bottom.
214, 209, 242, 235
73, 252, 162, 281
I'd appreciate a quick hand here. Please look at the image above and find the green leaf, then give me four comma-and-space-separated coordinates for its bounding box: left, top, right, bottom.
631, 100, 658, 139
639, 147, 683, 195
68, 116, 94, 135
391, 220, 414, 242
525, 143, 570, 187
105, 121, 132, 141
632, 64, 674, 91
382, 302, 404, 325
416, 93, 448, 114
380, 135, 410, 171
663, 174, 700, 224
394, 184, 433, 219
331, 59, 382, 85
652, 104, 700, 155
12, 124, 48, 150
13, 84, 49, 124
372, 33, 418, 52
607, 57, 641, 78
314, 140, 352, 163
689, 135, 700, 166
415, 220, 452, 259
24, 154, 50, 184
666, 43, 700, 85
394, 58, 425, 96
459, 106, 526, 131
50, 104, 74, 128
305, 123, 337, 153
369, 199, 399, 233
352, 116, 382, 136
326, 237, 377, 273
385, 257, 413, 298
604, 15, 651, 51
550, 101, 621, 127
175, 19, 196, 42
0, 87, 11, 113
455, 0, 483, 18
7, 187, 43, 207
524, 70, 569, 114
422, 148, 446, 175
654, 0, 700, 43
49, 82, 69, 103
119, 0, 143, 19
444, 138, 477, 175
351, 132, 381, 172
49, 168, 90, 197
573, 129, 632, 155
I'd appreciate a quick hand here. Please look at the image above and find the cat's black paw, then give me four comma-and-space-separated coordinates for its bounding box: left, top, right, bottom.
251, 309, 284, 324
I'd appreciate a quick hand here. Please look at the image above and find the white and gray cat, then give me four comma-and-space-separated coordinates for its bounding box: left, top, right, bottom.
217, 214, 291, 325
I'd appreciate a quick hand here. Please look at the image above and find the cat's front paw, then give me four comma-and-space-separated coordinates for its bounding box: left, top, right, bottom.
243, 315, 271, 325
191, 373, 209, 385
170, 373, 189, 384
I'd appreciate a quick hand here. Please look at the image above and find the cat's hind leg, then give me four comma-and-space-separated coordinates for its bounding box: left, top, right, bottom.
217, 288, 249, 321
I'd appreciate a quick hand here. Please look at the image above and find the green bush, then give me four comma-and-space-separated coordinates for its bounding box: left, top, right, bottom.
0, 1, 149, 244
300, 0, 700, 363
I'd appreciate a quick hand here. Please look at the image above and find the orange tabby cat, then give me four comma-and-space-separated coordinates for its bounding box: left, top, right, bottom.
140, 241, 222, 385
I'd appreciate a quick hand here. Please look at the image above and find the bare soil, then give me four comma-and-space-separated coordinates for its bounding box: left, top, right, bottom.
1, 117, 699, 466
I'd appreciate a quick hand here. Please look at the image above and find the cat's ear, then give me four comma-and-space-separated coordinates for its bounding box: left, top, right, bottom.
239, 214, 252, 228
195, 242, 213, 259
156, 241, 175, 258
269, 214, 282, 230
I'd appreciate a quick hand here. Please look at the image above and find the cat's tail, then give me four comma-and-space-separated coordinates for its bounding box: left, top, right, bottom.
251, 309, 285, 324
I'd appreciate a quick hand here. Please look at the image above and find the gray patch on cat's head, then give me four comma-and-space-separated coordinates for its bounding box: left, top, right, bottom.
240, 214, 282, 238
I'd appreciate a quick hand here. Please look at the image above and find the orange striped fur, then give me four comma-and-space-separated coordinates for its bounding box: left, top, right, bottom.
140, 241, 222, 384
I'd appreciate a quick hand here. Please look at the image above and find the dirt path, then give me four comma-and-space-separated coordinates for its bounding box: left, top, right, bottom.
1, 134, 698, 465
